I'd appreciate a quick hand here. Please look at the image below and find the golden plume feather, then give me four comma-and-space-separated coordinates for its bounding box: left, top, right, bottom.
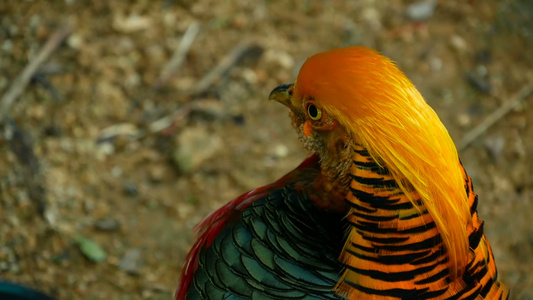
294, 47, 472, 279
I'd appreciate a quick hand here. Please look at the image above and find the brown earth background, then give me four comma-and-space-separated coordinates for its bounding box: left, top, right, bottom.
0, 0, 532, 299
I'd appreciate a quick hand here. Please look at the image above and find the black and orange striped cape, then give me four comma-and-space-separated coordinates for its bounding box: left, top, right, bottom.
176, 150, 508, 299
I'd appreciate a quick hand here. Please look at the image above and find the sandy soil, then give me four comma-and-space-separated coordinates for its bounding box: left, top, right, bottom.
0, 0, 532, 299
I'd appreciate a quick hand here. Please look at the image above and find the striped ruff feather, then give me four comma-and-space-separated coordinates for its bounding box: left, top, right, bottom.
336, 145, 509, 299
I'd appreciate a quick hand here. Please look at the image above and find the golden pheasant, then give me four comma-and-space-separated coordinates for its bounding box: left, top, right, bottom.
176, 47, 509, 299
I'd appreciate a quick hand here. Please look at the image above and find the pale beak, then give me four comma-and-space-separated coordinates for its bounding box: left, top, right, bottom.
268, 83, 294, 107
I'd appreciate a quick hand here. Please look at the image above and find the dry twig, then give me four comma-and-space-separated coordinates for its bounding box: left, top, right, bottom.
154, 22, 200, 88
191, 41, 262, 96
3, 120, 47, 216
149, 105, 192, 135
459, 82, 533, 150
0, 25, 71, 123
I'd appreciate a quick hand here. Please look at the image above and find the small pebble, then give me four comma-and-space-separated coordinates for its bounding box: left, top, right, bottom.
148, 165, 165, 183
466, 72, 491, 94
241, 68, 258, 84
43, 125, 62, 137
232, 115, 245, 125
123, 183, 139, 196
113, 14, 152, 33
94, 218, 121, 232
457, 114, 471, 127
475, 50, 492, 63
361, 7, 382, 31
476, 65, 488, 77
2, 39, 13, 52
429, 57, 442, 72
484, 136, 506, 161
262, 49, 295, 70
273, 144, 289, 158
0, 261, 8, 272
406, 0, 438, 21
450, 35, 467, 52
67, 34, 83, 50
118, 248, 143, 275
173, 126, 223, 173
111, 166, 122, 178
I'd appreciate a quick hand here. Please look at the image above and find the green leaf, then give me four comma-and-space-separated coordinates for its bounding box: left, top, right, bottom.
75, 235, 107, 263
187, 195, 198, 205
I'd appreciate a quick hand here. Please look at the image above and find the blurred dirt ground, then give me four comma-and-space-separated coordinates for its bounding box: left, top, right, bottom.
0, 0, 532, 299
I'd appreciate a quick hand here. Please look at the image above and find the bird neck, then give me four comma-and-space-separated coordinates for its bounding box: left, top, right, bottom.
308, 141, 354, 214
334, 144, 452, 297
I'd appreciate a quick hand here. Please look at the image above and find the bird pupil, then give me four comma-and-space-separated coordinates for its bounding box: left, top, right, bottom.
309, 105, 317, 117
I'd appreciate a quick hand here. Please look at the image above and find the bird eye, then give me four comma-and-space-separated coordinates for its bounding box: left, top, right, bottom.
307, 104, 322, 121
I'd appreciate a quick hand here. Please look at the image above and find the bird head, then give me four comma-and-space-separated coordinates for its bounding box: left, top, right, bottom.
269, 46, 472, 279
269, 82, 354, 189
